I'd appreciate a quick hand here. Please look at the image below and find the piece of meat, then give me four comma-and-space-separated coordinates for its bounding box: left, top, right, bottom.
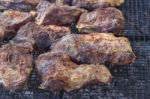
0, 41, 33, 91
0, 10, 32, 41
56, 0, 124, 10
13, 22, 70, 52
35, 0, 86, 26
0, 0, 43, 11
35, 51, 112, 92
51, 33, 136, 65
76, 7, 125, 35
1, 10, 33, 29
0, 26, 15, 41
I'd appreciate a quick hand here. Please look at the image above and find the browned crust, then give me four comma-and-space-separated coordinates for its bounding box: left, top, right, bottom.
13, 22, 70, 52
51, 33, 136, 65
0, 42, 33, 91
36, 0, 86, 25
77, 7, 125, 35
36, 52, 112, 92
0, 10, 32, 41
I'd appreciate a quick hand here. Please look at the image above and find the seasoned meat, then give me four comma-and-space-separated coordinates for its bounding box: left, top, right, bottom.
0, 42, 33, 91
0, 10, 32, 41
56, 0, 124, 10
1, 10, 33, 29
36, 0, 86, 26
13, 22, 70, 52
0, 0, 43, 11
0, 26, 15, 41
51, 33, 136, 65
35, 52, 112, 92
76, 7, 125, 35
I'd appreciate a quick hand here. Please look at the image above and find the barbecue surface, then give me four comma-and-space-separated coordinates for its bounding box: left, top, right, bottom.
0, 0, 149, 99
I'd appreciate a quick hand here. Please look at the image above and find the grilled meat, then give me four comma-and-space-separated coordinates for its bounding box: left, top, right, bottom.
55, 0, 124, 10
0, 0, 43, 11
0, 41, 33, 91
36, 52, 112, 92
77, 7, 125, 35
13, 22, 70, 52
36, 0, 86, 26
51, 33, 136, 65
0, 26, 15, 41
0, 10, 32, 41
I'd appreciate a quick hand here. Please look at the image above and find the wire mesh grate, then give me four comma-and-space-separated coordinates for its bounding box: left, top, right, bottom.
0, 0, 150, 99
120, 0, 150, 37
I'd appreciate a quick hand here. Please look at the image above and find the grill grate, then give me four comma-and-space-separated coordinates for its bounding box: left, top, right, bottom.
0, 0, 150, 99
120, 0, 150, 37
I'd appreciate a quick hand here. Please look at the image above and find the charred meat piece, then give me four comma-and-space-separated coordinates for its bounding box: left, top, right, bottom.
13, 22, 70, 52
0, 42, 33, 91
56, 0, 124, 10
77, 7, 125, 35
36, 52, 112, 92
0, 0, 43, 11
51, 33, 136, 65
36, 0, 86, 26
0, 10, 32, 41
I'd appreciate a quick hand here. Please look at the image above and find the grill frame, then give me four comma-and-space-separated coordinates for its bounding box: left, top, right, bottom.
0, 0, 150, 99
